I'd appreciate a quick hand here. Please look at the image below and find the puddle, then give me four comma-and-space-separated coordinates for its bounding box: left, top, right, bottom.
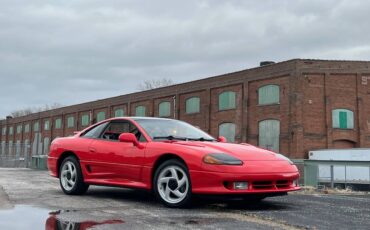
0, 205, 124, 230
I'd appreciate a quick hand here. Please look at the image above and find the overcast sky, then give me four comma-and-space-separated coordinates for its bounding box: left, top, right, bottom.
1, 0, 369, 118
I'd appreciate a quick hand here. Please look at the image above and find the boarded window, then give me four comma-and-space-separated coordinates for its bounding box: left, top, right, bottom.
24, 124, 30, 133
258, 85, 280, 105
67, 116, 75, 128
81, 115, 90, 126
43, 137, 50, 155
186, 97, 200, 114
219, 91, 236, 110
96, 111, 106, 122
219, 123, 236, 143
114, 109, 125, 117
135, 106, 146, 117
44, 120, 50, 131
9, 127, 14, 135
34, 122, 40, 132
1, 127, 6, 136
159, 102, 171, 117
332, 109, 354, 129
16, 125, 22, 134
55, 118, 62, 129
259, 119, 280, 152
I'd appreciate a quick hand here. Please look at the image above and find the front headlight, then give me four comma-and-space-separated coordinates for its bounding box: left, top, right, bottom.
203, 153, 243, 165
275, 153, 294, 165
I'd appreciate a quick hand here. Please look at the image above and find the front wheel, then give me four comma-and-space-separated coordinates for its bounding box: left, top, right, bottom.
59, 156, 89, 195
153, 159, 192, 208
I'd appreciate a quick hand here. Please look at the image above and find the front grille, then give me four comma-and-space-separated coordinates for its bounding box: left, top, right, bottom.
276, 180, 290, 188
252, 181, 274, 189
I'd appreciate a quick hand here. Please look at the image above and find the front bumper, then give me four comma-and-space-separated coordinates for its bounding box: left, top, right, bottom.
190, 170, 300, 195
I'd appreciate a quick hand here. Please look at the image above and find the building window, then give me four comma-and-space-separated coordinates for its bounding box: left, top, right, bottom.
219, 91, 236, 110
16, 125, 22, 134
44, 120, 50, 131
96, 111, 106, 122
24, 124, 30, 133
81, 115, 89, 126
159, 102, 171, 117
9, 126, 14, 135
43, 137, 50, 155
55, 118, 62, 129
135, 106, 146, 117
259, 119, 280, 152
219, 123, 236, 143
332, 109, 354, 129
185, 97, 200, 114
258, 85, 280, 105
67, 116, 75, 128
2, 127, 6, 136
34, 122, 40, 132
114, 109, 125, 117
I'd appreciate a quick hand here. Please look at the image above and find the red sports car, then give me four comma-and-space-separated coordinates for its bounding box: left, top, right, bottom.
48, 117, 300, 207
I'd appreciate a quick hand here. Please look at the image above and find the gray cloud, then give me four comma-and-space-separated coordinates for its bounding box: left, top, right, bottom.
1, 0, 370, 117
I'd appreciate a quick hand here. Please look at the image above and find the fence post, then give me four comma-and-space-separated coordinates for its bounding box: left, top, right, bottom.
330, 165, 334, 189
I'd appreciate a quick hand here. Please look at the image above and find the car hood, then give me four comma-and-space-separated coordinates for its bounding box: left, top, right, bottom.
171, 141, 281, 161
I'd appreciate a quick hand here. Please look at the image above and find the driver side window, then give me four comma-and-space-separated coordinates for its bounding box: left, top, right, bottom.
101, 121, 146, 142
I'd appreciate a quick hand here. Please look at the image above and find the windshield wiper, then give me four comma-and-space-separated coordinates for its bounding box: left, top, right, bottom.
153, 135, 188, 141
187, 137, 215, 142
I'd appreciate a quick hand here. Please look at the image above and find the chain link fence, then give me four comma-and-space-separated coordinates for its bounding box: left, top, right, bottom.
0, 142, 33, 168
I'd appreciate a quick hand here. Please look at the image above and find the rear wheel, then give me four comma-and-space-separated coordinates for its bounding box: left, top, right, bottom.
153, 159, 192, 208
59, 156, 89, 195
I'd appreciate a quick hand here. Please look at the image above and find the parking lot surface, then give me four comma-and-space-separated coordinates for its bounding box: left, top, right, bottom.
0, 168, 369, 229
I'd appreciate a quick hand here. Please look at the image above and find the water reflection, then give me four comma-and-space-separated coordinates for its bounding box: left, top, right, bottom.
0, 205, 124, 230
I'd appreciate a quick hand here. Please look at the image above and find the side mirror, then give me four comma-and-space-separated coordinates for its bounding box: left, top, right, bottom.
217, 136, 227, 143
118, 133, 145, 149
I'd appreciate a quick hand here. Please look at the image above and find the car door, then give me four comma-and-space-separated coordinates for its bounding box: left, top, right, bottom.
88, 120, 146, 182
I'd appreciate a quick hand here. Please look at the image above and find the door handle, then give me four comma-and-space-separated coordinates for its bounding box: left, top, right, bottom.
89, 147, 96, 153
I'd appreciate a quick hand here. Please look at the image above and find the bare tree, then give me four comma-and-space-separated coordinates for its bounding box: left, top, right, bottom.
10, 103, 63, 118
137, 78, 175, 90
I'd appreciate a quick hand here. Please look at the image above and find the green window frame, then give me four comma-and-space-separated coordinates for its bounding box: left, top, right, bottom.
9, 126, 14, 135
24, 124, 30, 133
219, 91, 236, 111
219, 123, 236, 143
55, 118, 62, 129
44, 120, 50, 131
81, 115, 90, 126
332, 109, 354, 129
185, 97, 200, 114
2, 127, 6, 136
259, 119, 280, 152
96, 111, 106, 122
33, 122, 40, 132
67, 116, 75, 128
159, 102, 171, 117
114, 109, 125, 117
135, 106, 146, 117
16, 125, 22, 134
258, 85, 280, 105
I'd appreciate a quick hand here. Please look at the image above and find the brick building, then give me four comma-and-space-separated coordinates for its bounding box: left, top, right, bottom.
1, 59, 370, 159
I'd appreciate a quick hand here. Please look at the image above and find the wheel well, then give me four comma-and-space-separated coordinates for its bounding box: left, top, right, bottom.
57, 151, 79, 177
151, 154, 187, 184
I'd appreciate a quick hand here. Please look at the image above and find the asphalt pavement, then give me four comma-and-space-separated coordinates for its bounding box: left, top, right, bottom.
0, 168, 369, 230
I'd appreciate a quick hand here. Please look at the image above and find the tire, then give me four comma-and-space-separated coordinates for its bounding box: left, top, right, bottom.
59, 156, 89, 195
153, 159, 192, 208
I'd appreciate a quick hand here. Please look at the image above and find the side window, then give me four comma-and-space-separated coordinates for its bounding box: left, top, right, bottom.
100, 121, 147, 142
82, 122, 109, 138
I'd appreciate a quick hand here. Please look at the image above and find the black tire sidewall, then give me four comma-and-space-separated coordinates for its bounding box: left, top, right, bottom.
59, 156, 88, 195
153, 159, 192, 208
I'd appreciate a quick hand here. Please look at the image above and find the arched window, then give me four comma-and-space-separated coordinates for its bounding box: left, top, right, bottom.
219, 91, 236, 110
96, 111, 106, 122
332, 109, 354, 129
259, 119, 280, 152
159, 102, 171, 117
219, 123, 236, 143
186, 97, 200, 114
81, 115, 89, 127
258, 85, 280, 105
135, 106, 146, 117
114, 109, 125, 117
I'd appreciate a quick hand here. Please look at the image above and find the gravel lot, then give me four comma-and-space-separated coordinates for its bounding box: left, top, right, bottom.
0, 168, 369, 230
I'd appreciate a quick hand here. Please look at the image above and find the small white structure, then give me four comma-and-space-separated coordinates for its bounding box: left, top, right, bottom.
308, 149, 370, 185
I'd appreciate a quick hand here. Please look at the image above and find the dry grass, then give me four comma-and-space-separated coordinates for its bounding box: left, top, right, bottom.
293, 186, 369, 195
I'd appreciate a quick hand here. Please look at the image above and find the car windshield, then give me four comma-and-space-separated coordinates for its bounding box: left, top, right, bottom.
135, 119, 215, 141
